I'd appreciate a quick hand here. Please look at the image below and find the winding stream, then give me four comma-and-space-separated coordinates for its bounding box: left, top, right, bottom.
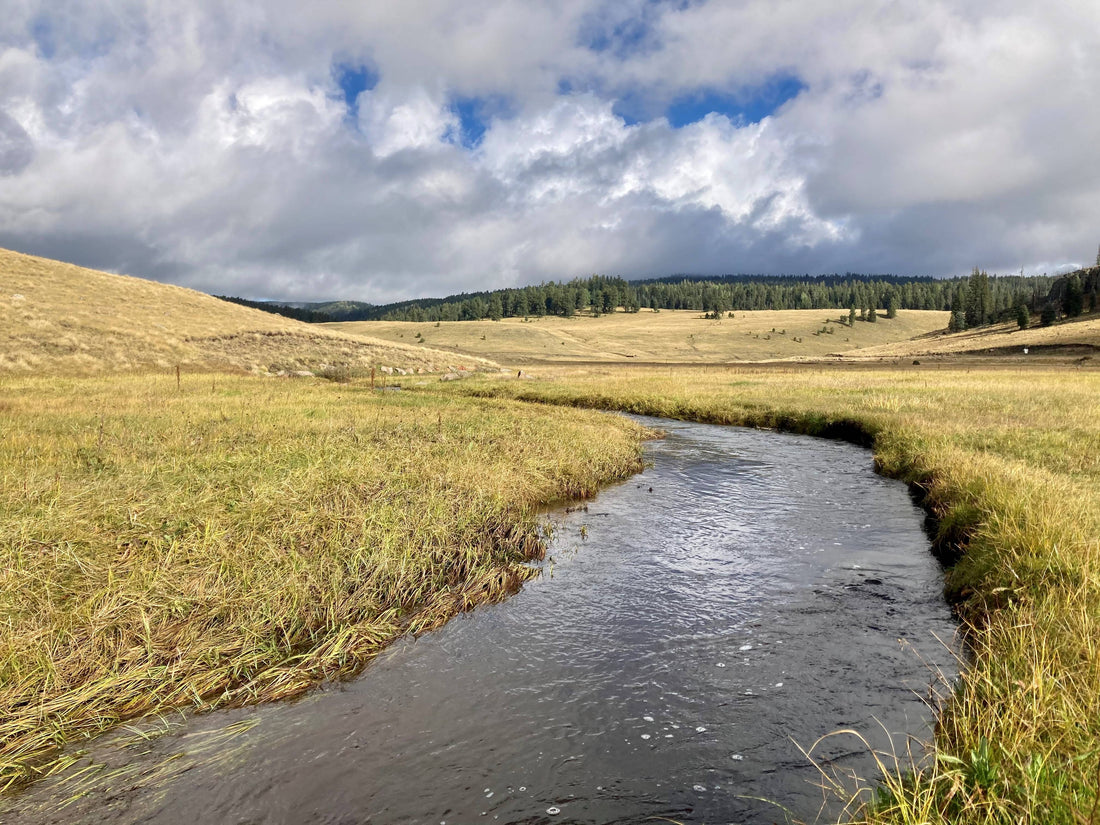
4, 418, 957, 824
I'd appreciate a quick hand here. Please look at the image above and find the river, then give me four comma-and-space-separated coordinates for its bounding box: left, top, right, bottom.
3, 417, 957, 824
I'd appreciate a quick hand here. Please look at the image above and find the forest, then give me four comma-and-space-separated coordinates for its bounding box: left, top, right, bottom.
220, 270, 1100, 329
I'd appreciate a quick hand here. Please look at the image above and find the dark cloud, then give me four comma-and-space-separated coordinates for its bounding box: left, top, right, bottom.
0, 111, 33, 175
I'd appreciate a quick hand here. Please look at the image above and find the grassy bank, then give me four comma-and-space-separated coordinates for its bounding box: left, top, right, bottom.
0, 372, 649, 791
437, 366, 1100, 823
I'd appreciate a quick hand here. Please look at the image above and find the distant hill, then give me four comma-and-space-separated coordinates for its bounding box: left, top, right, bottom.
0, 248, 491, 375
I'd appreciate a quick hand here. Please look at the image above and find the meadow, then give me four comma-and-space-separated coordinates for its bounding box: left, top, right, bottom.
326, 308, 949, 364
5, 247, 1100, 822
0, 372, 648, 790
432, 364, 1100, 824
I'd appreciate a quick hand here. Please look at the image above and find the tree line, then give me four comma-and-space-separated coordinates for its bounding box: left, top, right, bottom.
218, 269, 1100, 329
948, 266, 1100, 332
362, 272, 1055, 323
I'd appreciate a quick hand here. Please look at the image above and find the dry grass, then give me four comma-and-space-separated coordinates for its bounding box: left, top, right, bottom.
845, 313, 1100, 361
0, 248, 491, 374
326, 309, 949, 365
435, 365, 1100, 823
5, 245, 1097, 820
0, 372, 648, 790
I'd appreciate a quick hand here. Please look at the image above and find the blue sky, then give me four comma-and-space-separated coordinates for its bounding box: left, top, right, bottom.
0, 1, 1096, 301
335, 63, 379, 120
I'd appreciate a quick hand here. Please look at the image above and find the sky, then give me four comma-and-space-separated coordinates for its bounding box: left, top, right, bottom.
1, 1, 1098, 303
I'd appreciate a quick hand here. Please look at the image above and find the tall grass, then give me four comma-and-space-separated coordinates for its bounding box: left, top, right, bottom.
439, 365, 1100, 823
0, 372, 648, 790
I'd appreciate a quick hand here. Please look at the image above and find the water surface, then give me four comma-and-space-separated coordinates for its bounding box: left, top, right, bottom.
5, 418, 957, 824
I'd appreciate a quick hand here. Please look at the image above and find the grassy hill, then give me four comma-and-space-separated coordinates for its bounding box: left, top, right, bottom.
844, 313, 1100, 362
326, 308, 949, 365
0, 248, 490, 375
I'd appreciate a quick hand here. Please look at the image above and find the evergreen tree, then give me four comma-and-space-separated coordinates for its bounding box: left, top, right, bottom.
886, 294, 898, 319
848, 304, 856, 326
965, 268, 991, 327
867, 305, 878, 323
1016, 303, 1030, 330
1062, 273, 1085, 317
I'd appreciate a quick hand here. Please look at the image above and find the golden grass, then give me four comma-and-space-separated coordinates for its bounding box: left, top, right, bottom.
326, 308, 949, 365
0, 371, 648, 790
0, 248, 491, 374
846, 313, 1100, 361
434, 365, 1100, 823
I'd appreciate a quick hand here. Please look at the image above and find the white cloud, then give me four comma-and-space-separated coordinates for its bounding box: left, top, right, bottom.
360, 86, 457, 157
0, 0, 1098, 300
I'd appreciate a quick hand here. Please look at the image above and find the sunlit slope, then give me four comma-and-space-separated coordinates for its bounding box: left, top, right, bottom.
0, 248, 490, 374
844, 314, 1100, 361
326, 309, 949, 364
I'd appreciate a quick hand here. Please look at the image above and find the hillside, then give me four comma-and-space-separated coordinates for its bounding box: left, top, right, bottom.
0, 249, 491, 374
843, 313, 1100, 362
325, 309, 949, 364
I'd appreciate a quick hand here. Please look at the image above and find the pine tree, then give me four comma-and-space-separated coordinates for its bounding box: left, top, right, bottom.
1062, 273, 1084, 317
965, 268, 991, 327
1016, 303, 1030, 330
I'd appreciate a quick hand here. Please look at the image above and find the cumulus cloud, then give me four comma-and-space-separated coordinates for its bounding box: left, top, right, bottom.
0, 0, 1097, 301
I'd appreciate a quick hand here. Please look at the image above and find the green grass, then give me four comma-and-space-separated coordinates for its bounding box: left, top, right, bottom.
433, 365, 1100, 823
0, 371, 649, 790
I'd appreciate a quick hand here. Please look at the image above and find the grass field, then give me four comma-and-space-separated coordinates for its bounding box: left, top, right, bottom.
0, 248, 489, 375
430, 365, 1100, 823
847, 314, 1100, 361
5, 247, 1100, 821
326, 308, 949, 364
0, 372, 648, 790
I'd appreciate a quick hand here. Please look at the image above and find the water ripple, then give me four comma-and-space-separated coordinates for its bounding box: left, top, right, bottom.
2, 418, 957, 825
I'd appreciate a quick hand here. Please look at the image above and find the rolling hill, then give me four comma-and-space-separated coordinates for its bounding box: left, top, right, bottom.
0, 248, 491, 375
842, 314, 1100, 362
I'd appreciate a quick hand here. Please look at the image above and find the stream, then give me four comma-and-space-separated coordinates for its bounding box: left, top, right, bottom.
4, 417, 958, 824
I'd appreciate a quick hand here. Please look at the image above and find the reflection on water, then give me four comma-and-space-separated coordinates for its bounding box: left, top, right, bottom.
3, 418, 957, 824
